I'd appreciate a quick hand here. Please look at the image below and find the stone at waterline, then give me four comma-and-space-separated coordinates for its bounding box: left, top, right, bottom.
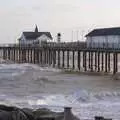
64, 107, 79, 120
95, 116, 104, 120
33, 108, 64, 120
0, 105, 80, 120
0, 105, 64, 120
0, 105, 32, 120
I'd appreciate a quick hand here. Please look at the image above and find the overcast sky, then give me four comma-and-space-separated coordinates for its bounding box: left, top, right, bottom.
0, 0, 120, 43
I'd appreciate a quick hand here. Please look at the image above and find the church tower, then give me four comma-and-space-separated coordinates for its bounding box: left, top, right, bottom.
35, 25, 38, 33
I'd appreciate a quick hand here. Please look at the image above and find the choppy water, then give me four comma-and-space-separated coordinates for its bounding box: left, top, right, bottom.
1, 59, 120, 119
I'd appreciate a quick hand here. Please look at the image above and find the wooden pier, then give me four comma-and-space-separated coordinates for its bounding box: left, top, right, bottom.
0, 44, 119, 74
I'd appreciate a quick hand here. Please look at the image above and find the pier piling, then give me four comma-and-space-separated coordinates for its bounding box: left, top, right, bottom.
67, 50, 69, 68
0, 45, 119, 75
62, 50, 65, 68
77, 51, 80, 70
72, 50, 75, 69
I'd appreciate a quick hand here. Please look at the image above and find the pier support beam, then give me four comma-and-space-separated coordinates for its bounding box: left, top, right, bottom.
35, 50, 39, 64
53, 50, 56, 67
58, 50, 60, 68
108, 52, 111, 72
83, 52, 85, 68
62, 50, 65, 68
72, 50, 75, 69
77, 51, 80, 70
101, 52, 104, 71
50, 50, 53, 65
18, 48, 21, 63
95, 52, 97, 71
67, 50, 69, 68
40, 50, 43, 65
116, 53, 118, 73
83, 51, 87, 71
27, 49, 30, 63
33, 49, 36, 64
22, 49, 26, 63
105, 52, 108, 72
10, 49, 14, 61
44, 49, 46, 65
90, 52, 93, 72
13, 48, 16, 62
30, 49, 33, 63
48, 50, 51, 65
88, 52, 91, 69
15, 49, 19, 63
7, 48, 10, 60
3, 48, 7, 60
113, 52, 118, 74
97, 51, 100, 72
46, 50, 48, 64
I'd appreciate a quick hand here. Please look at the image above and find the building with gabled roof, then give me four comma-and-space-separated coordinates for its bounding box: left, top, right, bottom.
86, 27, 120, 49
18, 25, 53, 45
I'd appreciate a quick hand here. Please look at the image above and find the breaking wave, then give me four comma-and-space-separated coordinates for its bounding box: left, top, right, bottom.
0, 60, 119, 119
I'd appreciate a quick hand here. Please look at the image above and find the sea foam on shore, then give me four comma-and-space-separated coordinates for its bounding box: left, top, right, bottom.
0, 58, 120, 119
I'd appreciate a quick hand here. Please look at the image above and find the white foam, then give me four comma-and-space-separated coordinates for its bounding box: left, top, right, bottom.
0, 62, 120, 119
0, 90, 120, 119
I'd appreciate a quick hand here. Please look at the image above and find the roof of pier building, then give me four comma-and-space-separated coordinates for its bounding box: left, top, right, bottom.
86, 27, 120, 37
19, 25, 53, 40
23, 32, 52, 40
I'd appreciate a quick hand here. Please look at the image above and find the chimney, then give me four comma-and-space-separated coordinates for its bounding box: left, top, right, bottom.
57, 33, 61, 43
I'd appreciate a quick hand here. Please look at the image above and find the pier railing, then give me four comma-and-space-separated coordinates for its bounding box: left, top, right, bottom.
1, 42, 120, 51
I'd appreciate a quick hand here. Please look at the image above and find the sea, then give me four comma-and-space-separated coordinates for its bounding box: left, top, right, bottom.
0, 55, 120, 120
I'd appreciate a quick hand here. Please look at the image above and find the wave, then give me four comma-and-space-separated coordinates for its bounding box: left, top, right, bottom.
66, 89, 120, 106
0, 90, 120, 119
0, 88, 120, 108
25, 89, 120, 109
0, 63, 61, 78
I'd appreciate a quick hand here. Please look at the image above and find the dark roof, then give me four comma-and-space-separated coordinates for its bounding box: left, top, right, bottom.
86, 27, 120, 37
23, 32, 52, 40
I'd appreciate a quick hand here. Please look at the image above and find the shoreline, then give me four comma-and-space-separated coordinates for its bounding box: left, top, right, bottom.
0, 104, 80, 120
0, 104, 113, 120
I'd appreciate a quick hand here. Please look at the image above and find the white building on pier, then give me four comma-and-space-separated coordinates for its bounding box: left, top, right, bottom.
86, 27, 120, 49
18, 26, 53, 46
